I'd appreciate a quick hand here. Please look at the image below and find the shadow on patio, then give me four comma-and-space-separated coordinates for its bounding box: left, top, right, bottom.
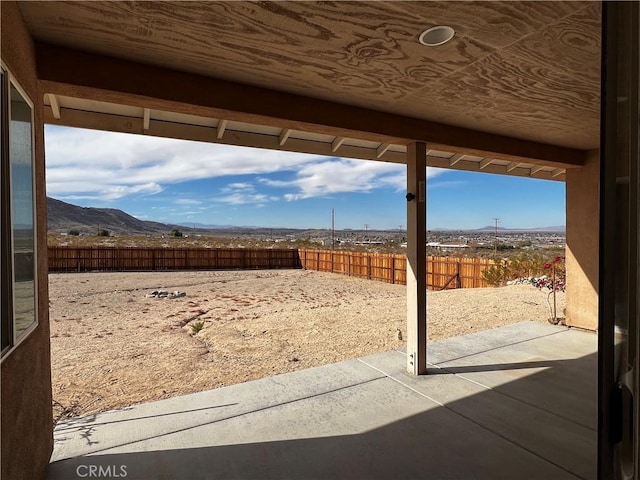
47, 321, 596, 480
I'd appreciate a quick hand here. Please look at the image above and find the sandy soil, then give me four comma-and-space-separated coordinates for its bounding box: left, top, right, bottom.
49, 269, 565, 422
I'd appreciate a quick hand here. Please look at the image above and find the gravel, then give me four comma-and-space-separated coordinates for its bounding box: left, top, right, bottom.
49, 269, 565, 421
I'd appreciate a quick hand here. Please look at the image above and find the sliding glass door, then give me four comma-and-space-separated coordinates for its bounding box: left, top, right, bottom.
599, 3, 639, 479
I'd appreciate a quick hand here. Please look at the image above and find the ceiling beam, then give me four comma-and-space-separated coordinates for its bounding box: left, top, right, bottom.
332, 137, 346, 153
143, 108, 150, 130
530, 165, 545, 175
506, 162, 521, 172
448, 153, 464, 166
479, 158, 494, 170
35, 42, 587, 168
48, 93, 61, 119
279, 128, 291, 146
376, 143, 391, 159
216, 119, 228, 139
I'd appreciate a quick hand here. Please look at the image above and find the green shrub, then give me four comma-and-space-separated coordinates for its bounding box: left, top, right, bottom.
508, 252, 546, 278
481, 261, 509, 286
482, 252, 557, 287
97, 229, 110, 237
67, 229, 80, 236
169, 228, 183, 237
190, 321, 205, 334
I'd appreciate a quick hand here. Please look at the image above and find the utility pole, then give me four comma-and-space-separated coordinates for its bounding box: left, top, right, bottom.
364, 223, 369, 244
493, 217, 500, 256
331, 208, 335, 250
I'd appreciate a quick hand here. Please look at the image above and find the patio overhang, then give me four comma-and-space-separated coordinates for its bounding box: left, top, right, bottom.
24, 1, 600, 176
40, 83, 572, 181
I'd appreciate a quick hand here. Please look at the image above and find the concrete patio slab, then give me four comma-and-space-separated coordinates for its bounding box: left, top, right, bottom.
51, 358, 386, 462
47, 321, 597, 480
359, 327, 597, 480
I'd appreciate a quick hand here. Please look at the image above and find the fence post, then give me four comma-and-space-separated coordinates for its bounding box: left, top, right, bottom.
391, 256, 396, 284
425, 256, 429, 289
317, 251, 320, 271
433, 257, 437, 290
456, 261, 461, 288
367, 254, 372, 280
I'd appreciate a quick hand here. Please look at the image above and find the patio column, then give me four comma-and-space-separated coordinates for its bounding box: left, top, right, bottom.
565, 149, 599, 330
406, 142, 427, 374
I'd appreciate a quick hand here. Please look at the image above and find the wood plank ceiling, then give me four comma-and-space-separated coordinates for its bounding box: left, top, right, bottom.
19, 1, 600, 151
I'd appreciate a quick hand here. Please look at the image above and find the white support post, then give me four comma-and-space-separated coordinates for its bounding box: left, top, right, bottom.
406, 142, 428, 375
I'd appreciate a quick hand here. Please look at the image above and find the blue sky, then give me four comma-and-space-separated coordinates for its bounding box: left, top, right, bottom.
44, 126, 565, 230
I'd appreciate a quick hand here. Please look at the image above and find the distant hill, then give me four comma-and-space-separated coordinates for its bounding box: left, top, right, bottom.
474, 225, 565, 233
476, 225, 508, 231
47, 197, 177, 235
177, 222, 252, 230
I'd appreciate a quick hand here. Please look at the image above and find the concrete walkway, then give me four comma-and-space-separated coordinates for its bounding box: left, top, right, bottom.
47, 321, 597, 480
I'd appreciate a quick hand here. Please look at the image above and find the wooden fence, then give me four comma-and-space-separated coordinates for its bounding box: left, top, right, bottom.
47, 246, 495, 289
48, 246, 302, 272
298, 249, 495, 289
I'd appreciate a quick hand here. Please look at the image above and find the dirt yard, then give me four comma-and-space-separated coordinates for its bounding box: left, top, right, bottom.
49, 269, 565, 422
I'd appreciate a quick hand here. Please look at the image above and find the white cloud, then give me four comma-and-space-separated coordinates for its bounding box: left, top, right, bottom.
262, 159, 445, 200
45, 127, 325, 200
55, 182, 162, 201
227, 182, 254, 190
214, 181, 279, 206
216, 193, 278, 205
45, 126, 447, 202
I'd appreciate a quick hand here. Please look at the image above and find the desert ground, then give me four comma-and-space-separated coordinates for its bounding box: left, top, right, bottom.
49, 269, 565, 422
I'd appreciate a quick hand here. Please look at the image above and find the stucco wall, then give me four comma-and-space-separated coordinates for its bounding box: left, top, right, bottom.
565, 149, 599, 331
1, 2, 53, 479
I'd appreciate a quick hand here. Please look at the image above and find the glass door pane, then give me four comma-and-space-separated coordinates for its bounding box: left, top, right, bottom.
599, 3, 639, 479
9, 82, 35, 341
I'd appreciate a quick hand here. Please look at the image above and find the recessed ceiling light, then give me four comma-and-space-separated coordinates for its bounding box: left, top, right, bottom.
419, 26, 455, 47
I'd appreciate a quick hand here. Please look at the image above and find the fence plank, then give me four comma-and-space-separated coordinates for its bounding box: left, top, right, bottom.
296, 249, 494, 289
48, 246, 302, 273
48, 246, 495, 289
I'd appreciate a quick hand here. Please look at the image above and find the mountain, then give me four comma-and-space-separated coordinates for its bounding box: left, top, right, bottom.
176, 222, 254, 230
475, 225, 508, 231
47, 197, 177, 235
474, 225, 565, 233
